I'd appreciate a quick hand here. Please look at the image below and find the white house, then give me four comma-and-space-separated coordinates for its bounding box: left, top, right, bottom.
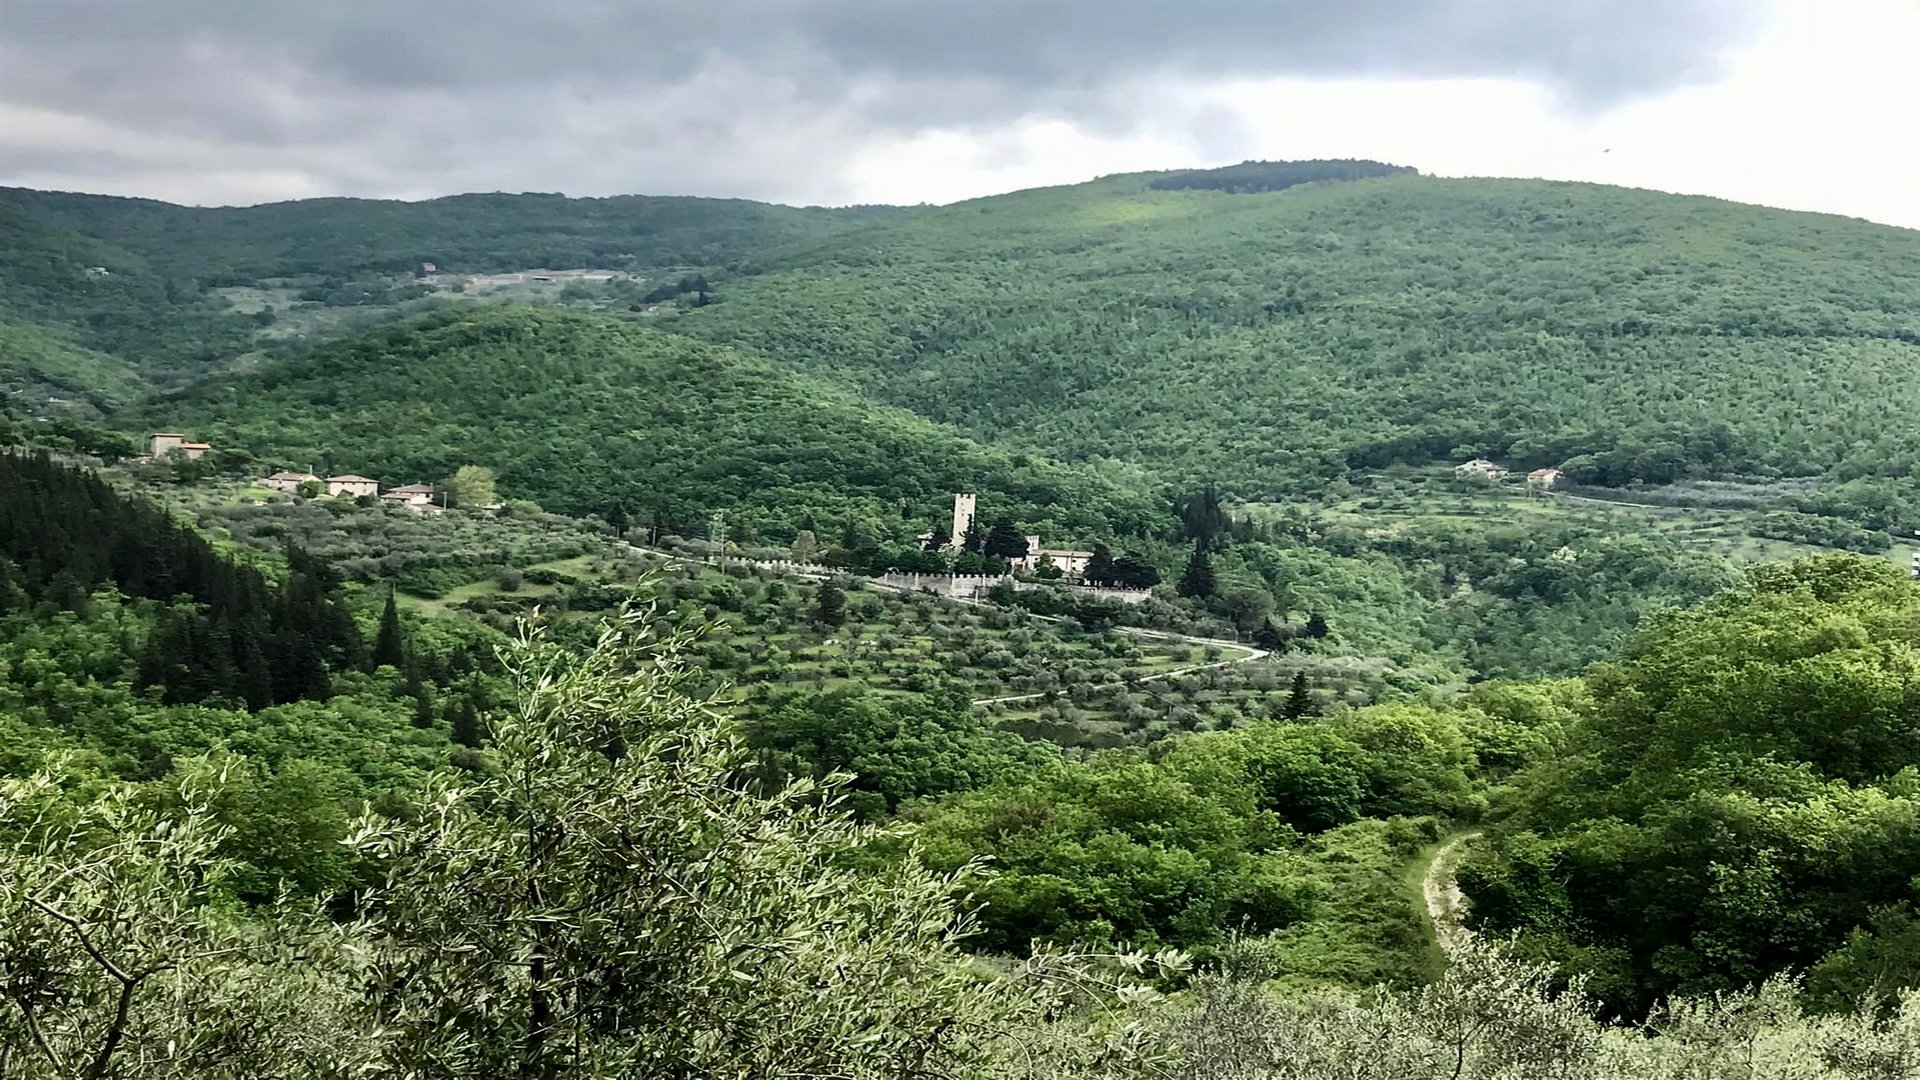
326, 475, 380, 499
261, 471, 320, 493
380, 484, 441, 512
1455, 458, 1506, 481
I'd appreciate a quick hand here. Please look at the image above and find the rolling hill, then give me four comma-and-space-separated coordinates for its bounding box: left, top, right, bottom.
671, 170, 1920, 502
17, 161, 1920, 533
139, 305, 1163, 540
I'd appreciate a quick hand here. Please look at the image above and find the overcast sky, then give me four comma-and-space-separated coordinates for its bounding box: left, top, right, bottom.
1, 0, 1914, 229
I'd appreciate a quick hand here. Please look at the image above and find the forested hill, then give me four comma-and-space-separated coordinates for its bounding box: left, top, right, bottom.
0, 187, 902, 283
676, 171, 1920, 498
139, 306, 1164, 540
17, 163, 1920, 520
0, 186, 904, 387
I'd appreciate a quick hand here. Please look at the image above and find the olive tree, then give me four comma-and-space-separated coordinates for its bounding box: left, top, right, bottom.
346, 607, 1168, 1078
0, 759, 370, 1079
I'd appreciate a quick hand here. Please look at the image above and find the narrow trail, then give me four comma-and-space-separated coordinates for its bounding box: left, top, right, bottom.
1421, 831, 1482, 957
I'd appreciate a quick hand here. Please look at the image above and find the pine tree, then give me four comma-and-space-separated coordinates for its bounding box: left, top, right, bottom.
1177, 544, 1216, 599
983, 519, 1030, 561
372, 589, 407, 671
1282, 672, 1315, 719
1113, 553, 1161, 589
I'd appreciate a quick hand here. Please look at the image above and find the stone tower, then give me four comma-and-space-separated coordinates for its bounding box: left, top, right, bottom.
949, 493, 976, 551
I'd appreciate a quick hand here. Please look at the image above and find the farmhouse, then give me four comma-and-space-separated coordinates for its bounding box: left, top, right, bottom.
1455, 458, 1506, 481
325, 475, 380, 499
148, 433, 212, 460
380, 483, 441, 512
261, 471, 319, 493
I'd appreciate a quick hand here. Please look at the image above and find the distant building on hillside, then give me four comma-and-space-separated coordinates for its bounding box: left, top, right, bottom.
1455, 458, 1506, 481
1014, 535, 1096, 578
261, 471, 320, 493
149, 433, 211, 460
948, 493, 977, 551
380, 484, 441, 512
326, 475, 380, 499
1527, 467, 1563, 489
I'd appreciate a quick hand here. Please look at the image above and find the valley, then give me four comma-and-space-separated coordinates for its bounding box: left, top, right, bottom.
6, 160, 1920, 1072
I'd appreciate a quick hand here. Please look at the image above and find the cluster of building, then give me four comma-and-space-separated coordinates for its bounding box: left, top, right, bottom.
1455, 459, 1563, 489
940, 493, 1098, 577
144, 431, 465, 515
259, 471, 444, 512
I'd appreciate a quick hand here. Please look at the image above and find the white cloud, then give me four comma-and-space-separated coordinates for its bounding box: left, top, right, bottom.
837, 0, 1920, 230
3, 0, 1913, 233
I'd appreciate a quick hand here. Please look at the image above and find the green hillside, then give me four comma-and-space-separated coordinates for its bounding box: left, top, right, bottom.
676, 171, 1920, 505
0, 186, 901, 388
0, 321, 144, 416
140, 305, 1162, 539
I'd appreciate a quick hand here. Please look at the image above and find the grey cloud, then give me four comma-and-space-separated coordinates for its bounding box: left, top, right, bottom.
0, 0, 1764, 203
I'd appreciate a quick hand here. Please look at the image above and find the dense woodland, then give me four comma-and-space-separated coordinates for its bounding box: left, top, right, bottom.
5, 163, 1920, 1072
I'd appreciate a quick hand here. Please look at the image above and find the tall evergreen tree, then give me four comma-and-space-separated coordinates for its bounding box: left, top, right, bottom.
1282, 671, 1315, 719
1177, 544, 1216, 599
1084, 543, 1115, 585
373, 589, 407, 671
1177, 482, 1231, 545
983, 519, 1030, 561
815, 581, 846, 627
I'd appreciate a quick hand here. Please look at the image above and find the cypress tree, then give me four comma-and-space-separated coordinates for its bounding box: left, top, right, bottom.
1282, 672, 1315, 719
815, 581, 846, 627
450, 697, 485, 748
1176, 544, 1216, 599
373, 589, 407, 670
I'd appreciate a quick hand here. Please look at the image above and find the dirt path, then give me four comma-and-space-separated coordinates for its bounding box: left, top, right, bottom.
1421, 831, 1482, 957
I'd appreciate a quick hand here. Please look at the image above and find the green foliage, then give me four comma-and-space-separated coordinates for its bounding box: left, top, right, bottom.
744, 688, 1052, 818
0, 321, 144, 417
1464, 555, 1920, 1016
681, 173, 1920, 510
142, 306, 1164, 540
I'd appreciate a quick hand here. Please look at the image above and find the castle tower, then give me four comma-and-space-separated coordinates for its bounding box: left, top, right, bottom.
949, 493, 976, 551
